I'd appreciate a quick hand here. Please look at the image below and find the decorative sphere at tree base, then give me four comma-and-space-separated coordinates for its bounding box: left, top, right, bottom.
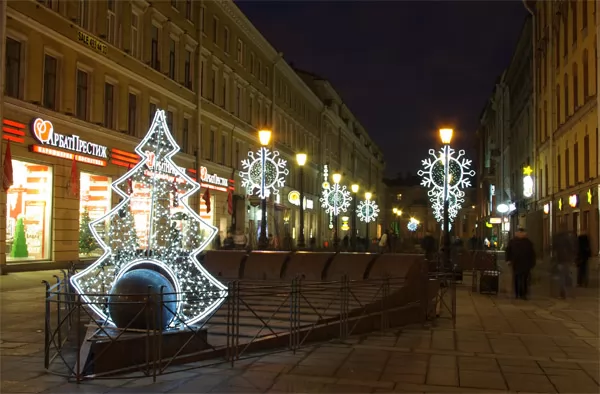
108, 268, 177, 330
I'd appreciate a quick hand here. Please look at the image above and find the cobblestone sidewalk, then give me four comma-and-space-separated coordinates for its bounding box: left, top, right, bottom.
1, 270, 599, 393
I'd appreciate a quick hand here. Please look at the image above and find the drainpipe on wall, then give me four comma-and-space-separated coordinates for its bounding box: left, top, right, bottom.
0, 0, 6, 273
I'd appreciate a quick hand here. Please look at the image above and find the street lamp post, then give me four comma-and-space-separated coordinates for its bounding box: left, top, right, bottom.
351, 184, 359, 252
440, 128, 453, 272
332, 172, 342, 250
258, 129, 271, 250
296, 153, 307, 249
365, 192, 372, 250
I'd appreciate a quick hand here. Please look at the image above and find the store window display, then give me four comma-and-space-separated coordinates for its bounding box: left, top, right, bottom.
6, 160, 53, 261
79, 172, 112, 257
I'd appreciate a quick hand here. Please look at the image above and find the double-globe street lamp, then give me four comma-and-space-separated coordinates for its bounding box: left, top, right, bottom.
351, 183, 359, 251
296, 152, 307, 249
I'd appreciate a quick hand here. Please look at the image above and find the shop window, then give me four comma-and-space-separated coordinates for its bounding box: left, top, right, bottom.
79, 173, 112, 258
6, 160, 53, 262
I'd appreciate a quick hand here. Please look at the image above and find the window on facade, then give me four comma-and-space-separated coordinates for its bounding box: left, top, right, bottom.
563, 74, 569, 117
573, 142, 579, 184
79, 0, 90, 30
565, 148, 570, 187
209, 129, 215, 161
543, 100, 548, 139
185, 0, 192, 20
555, 34, 560, 68
563, 19, 568, 57
258, 60, 262, 82
573, 63, 578, 109
166, 110, 174, 132
249, 96, 254, 124
572, 1, 577, 44
223, 75, 229, 109
235, 141, 240, 169
236, 39, 243, 63
169, 39, 176, 80
128, 93, 137, 135
544, 164, 549, 196
200, 6, 205, 32
43, 54, 58, 110
557, 154, 562, 190
582, 0, 588, 29
104, 82, 115, 129
76, 69, 89, 121
265, 67, 270, 87
6, 160, 53, 261
5, 38, 22, 99
212, 17, 218, 44
223, 27, 230, 53
584, 134, 590, 180
583, 50, 589, 99
250, 52, 255, 74
151, 25, 159, 70
235, 85, 242, 116
556, 85, 561, 125
211, 69, 217, 102
107, 0, 117, 45
220, 134, 226, 165
200, 59, 205, 96
79, 172, 111, 258
184, 50, 192, 89
131, 12, 140, 59
182, 118, 189, 153
149, 102, 157, 127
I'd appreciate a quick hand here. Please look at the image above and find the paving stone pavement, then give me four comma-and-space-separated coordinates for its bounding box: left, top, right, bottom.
1, 269, 599, 393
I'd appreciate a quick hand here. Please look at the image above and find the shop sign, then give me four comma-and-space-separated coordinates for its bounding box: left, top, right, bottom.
77, 31, 108, 55
558, 198, 563, 210
543, 203, 550, 214
489, 217, 502, 224
288, 190, 314, 210
523, 166, 534, 198
199, 166, 228, 187
587, 189, 593, 204
568, 194, 578, 208
144, 151, 186, 182
341, 216, 350, 231
31, 118, 108, 158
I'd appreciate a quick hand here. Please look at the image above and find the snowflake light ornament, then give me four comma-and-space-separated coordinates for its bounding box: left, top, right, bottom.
320, 182, 352, 216
357, 199, 380, 223
407, 220, 418, 232
428, 188, 464, 224
240, 147, 289, 199
417, 147, 475, 192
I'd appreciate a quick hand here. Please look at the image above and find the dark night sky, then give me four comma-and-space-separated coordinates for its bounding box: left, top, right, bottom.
236, 0, 529, 177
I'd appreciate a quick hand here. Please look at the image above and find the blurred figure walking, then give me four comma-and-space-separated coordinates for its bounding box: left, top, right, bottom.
577, 231, 591, 287
552, 231, 577, 298
505, 228, 536, 300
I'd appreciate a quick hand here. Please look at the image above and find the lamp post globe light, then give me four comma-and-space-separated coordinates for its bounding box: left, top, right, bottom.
239, 129, 289, 250
351, 183, 359, 251
296, 153, 307, 249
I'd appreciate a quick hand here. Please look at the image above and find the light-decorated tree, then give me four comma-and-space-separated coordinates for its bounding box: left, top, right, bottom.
70, 109, 227, 327
79, 208, 98, 256
10, 216, 28, 258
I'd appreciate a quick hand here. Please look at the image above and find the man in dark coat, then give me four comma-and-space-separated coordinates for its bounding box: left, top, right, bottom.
505, 228, 536, 299
577, 231, 591, 287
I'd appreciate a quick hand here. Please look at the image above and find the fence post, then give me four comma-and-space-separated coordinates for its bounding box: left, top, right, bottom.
226, 281, 233, 366
75, 294, 82, 383
53, 275, 62, 345
289, 277, 296, 353
339, 275, 348, 340
42, 281, 50, 369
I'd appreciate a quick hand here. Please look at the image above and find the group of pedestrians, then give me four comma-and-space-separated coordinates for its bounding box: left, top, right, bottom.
505, 228, 592, 300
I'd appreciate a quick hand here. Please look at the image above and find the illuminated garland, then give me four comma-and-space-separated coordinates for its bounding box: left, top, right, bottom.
357, 199, 379, 223
70, 109, 227, 327
240, 147, 288, 199
320, 181, 352, 216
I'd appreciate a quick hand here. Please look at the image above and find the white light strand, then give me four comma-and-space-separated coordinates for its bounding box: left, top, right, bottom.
71, 109, 227, 327
239, 147, 288, 199
357, 199, 380, 223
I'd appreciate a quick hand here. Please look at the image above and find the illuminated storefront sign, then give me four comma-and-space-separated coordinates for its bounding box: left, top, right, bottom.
199, 166, 228, 187
341, 216, 350, 231
523, 166, 534, 198
287, 190, 314, 209
558, 198, 563, 210
568, 194, 578, 208
490, 217, 502, 224
587, 189, 593, 204
31, 145, 106, 166
543, 203, 550, 214
31, 118, 108, 158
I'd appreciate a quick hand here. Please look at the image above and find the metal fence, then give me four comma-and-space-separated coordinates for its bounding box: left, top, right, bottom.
42, 269, 429, 383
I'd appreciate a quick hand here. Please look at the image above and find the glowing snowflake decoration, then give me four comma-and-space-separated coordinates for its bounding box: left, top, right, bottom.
428, 188, 464, 224
417, 147, 475, 192
240, 147, 289, 199
320, 182, 352, 216
357, 199, 380, 223
407, 220, 418, 232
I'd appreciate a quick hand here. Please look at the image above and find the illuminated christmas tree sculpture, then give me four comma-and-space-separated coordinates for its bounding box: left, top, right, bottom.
71, 109, 227, 327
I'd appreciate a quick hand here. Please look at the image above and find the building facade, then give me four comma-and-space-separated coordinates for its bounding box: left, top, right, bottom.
0, 0, 385, 271
531, 0, 598, 257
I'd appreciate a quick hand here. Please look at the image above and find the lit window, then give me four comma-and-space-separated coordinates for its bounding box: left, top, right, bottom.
79, 172, 112, 258
6, 160, 53, 261
396, 193, 402, 201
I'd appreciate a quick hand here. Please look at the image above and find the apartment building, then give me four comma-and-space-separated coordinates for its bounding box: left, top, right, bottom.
0, 0, 385, 271
533, 0, 598, 255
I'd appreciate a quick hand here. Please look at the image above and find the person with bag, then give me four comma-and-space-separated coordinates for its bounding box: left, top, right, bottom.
505, 228, 536, 300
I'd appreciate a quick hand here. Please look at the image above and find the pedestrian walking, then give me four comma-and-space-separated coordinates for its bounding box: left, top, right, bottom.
505, 228, 536, 300
378, 230, 388, 254
577, 231, 591, 287
552, 231, 576, 298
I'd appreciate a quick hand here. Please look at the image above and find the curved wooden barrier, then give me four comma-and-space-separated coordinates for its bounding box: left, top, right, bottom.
324, 253, 379, 281
282, 252, 336, 281
243, 251, 292, 280
201, 250, 247, 279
